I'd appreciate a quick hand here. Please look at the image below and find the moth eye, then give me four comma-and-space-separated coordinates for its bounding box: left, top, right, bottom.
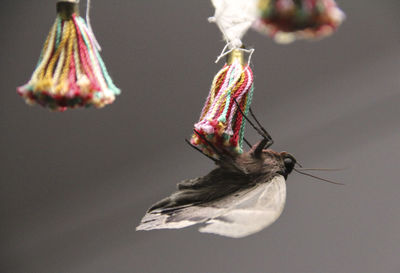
283, 156, 295, 173
284, 157, 293, 166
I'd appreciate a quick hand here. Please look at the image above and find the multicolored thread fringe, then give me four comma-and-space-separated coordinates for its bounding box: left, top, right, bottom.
254, 0, 345, 43
17, 6, 120, 111
191, 56, 254, 157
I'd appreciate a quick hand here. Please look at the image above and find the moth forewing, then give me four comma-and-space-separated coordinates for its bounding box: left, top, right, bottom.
136, 173, 287, 238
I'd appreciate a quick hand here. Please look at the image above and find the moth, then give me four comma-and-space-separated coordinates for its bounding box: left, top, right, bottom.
136, 107, 339, 238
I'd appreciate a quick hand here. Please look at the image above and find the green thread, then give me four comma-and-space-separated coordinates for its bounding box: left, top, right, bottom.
55, 17, 62, 50
238, 83, 254, 150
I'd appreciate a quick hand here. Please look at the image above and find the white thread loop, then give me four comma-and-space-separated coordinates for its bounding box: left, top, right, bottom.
85, 0, 102, 51
215, 43, 255, 65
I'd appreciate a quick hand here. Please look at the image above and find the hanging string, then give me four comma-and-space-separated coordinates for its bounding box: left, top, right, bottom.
85, 0, 102, 51
215, 43, 255, 65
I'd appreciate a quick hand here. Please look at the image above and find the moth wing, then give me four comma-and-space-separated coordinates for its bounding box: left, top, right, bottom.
136, 205, 201, 231
136, 175, 286, 238
136, 194, 226, 231
199, 175, 286, 238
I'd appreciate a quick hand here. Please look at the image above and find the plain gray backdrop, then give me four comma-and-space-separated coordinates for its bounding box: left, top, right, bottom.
1, 0, 400, 272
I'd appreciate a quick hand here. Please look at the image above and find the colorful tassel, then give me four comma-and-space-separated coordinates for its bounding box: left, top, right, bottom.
191, 50, 254, 157
254, 0, 345, 43
17, 0, 120, 111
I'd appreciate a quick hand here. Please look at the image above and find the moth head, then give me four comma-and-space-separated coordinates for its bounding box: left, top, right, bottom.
279, 152, 296, 178
245, 149, 296, 178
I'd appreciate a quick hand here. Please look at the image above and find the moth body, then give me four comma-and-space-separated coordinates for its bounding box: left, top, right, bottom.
137, 139, 296, 238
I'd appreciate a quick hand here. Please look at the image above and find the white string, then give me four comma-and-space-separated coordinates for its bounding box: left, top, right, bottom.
84, 0, 102, 51
247, 48, 255, 65
215, 43, 255, 65
214, 43, 230, 63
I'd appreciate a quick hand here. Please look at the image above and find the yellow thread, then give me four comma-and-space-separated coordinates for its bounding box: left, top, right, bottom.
56, 21, 76, 94
41, 20, 72, 88
210, 67, 228, 102
216, 121, 226, 134
32, 20, 57, 84
233, 71, 245, 96
53, 49, 66, 92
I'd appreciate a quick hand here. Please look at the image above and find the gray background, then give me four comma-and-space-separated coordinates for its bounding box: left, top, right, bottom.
1, 0, 400, 272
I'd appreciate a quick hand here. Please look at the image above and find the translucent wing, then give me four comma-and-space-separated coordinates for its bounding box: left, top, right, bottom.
136, 175, 286, 238
199, 175, 286, 238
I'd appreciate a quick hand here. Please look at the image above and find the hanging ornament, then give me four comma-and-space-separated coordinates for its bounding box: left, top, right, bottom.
191, 0, 258, 157
253, 0, 345, 43
191, 49, 254, 156
136, 0, 343, 239
17, 0, 120, 111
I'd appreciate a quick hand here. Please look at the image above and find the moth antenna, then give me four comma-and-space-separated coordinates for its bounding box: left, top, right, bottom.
185, 139, 218, 163
253, 138, 270, 158
296, 167, 347, 172
296, 162, 304, 168
294, 169, 345, 185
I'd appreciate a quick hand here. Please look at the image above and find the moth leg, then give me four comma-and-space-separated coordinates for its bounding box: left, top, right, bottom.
249, 107, 273, 144
253, 138, 271, 159
193, 130, 247, 174
243, 137, 252, 148
185, 139, 218, 163
193, 130, 224, 158
233, 99, 274, 150
248, 107, 274, 157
